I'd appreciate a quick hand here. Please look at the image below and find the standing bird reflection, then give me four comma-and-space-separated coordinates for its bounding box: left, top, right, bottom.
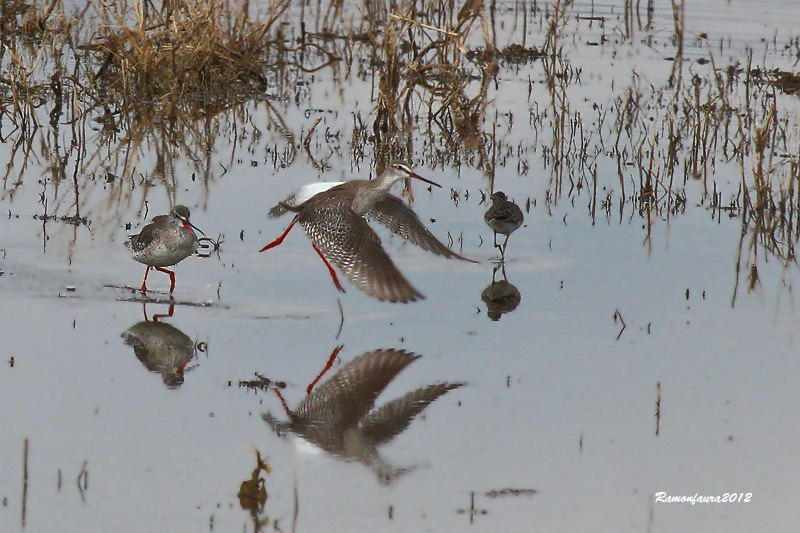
262, 162, 474, 303
481, 264, 521, 321
122, 319, 196, 388
484, 191, 524, 255
125, 205, 204, 295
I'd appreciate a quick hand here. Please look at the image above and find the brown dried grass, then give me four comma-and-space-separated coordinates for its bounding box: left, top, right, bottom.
82, 0, 293, 101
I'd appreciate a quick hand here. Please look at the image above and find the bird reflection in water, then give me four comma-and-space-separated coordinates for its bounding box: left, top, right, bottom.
263, 347, 463, 484
121, 303, 203, 388
481, 264, 521, 321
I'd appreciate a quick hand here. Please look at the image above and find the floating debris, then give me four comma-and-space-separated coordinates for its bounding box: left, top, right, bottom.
484, 488, 537, 498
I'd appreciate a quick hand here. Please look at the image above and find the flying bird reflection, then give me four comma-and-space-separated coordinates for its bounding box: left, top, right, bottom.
263, 348, 462, 484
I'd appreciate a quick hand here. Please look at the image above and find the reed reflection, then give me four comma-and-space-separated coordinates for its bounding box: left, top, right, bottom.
481, 264, 521, 321
237, 450, 271, 533
262, 347, 462, 484
121, 303, 202, 388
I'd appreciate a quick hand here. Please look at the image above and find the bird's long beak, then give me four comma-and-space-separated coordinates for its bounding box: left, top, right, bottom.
183, 219, 205, 238
408, 171, 442, 188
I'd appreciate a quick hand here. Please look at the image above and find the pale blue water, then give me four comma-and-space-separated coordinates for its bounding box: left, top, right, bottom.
2, 1, 800, 531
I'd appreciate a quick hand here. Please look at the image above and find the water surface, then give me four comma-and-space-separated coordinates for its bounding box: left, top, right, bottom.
2, 0, 800, 531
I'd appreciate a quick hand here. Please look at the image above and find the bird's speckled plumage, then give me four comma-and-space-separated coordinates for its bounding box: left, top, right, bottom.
484, 191, 523, 253
126, 205, 199, 267
125, 205, 202, 293
484, 191, 523, 235
300, 201, 425, 302
263, 163, 473, 303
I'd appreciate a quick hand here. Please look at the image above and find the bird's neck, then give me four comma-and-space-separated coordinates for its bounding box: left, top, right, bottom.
351, 182, 385, 215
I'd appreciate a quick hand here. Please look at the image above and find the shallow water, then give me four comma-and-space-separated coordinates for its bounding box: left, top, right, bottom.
3, 0, 800, 531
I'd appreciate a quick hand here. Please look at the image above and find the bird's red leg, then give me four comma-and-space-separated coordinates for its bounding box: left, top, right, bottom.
152, 303, 175, 322
141, 266, 152, 294
271, 387, 291, 416
312, 244, 345, 293
260, 216, 299, 252
155, 267, 176, 293
306, 345, 343, 395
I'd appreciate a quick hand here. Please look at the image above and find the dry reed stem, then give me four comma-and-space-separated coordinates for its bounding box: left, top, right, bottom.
2, 0, 800, 285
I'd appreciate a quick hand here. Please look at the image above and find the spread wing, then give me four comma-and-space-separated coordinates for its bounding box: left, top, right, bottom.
299, 205, 424, 303
295, 350, 420, 430
368, 195, 475, 262
359, 382, 463, 445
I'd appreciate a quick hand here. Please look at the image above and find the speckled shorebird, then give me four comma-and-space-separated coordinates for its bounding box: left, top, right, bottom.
261, 162, 474, 303
262, 348, 462, 484
484, 191, 524, 254
125, 205, 204, 294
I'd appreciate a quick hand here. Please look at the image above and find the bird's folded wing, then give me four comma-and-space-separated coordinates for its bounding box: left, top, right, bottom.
125, 223, 163, 253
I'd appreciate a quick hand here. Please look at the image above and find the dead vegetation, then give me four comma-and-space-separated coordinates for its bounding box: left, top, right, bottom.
1, 0, 800, 300
0, 0, 503, 222
82, 0, 343, 100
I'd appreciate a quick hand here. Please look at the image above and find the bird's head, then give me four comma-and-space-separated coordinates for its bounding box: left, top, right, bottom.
171, 205, 205, 236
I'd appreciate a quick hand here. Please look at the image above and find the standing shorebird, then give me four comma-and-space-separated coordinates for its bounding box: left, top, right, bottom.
125, 205, 204, 295
262, 162, 474, 303
263, 348, 462, 484
484, 191, 524, 254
